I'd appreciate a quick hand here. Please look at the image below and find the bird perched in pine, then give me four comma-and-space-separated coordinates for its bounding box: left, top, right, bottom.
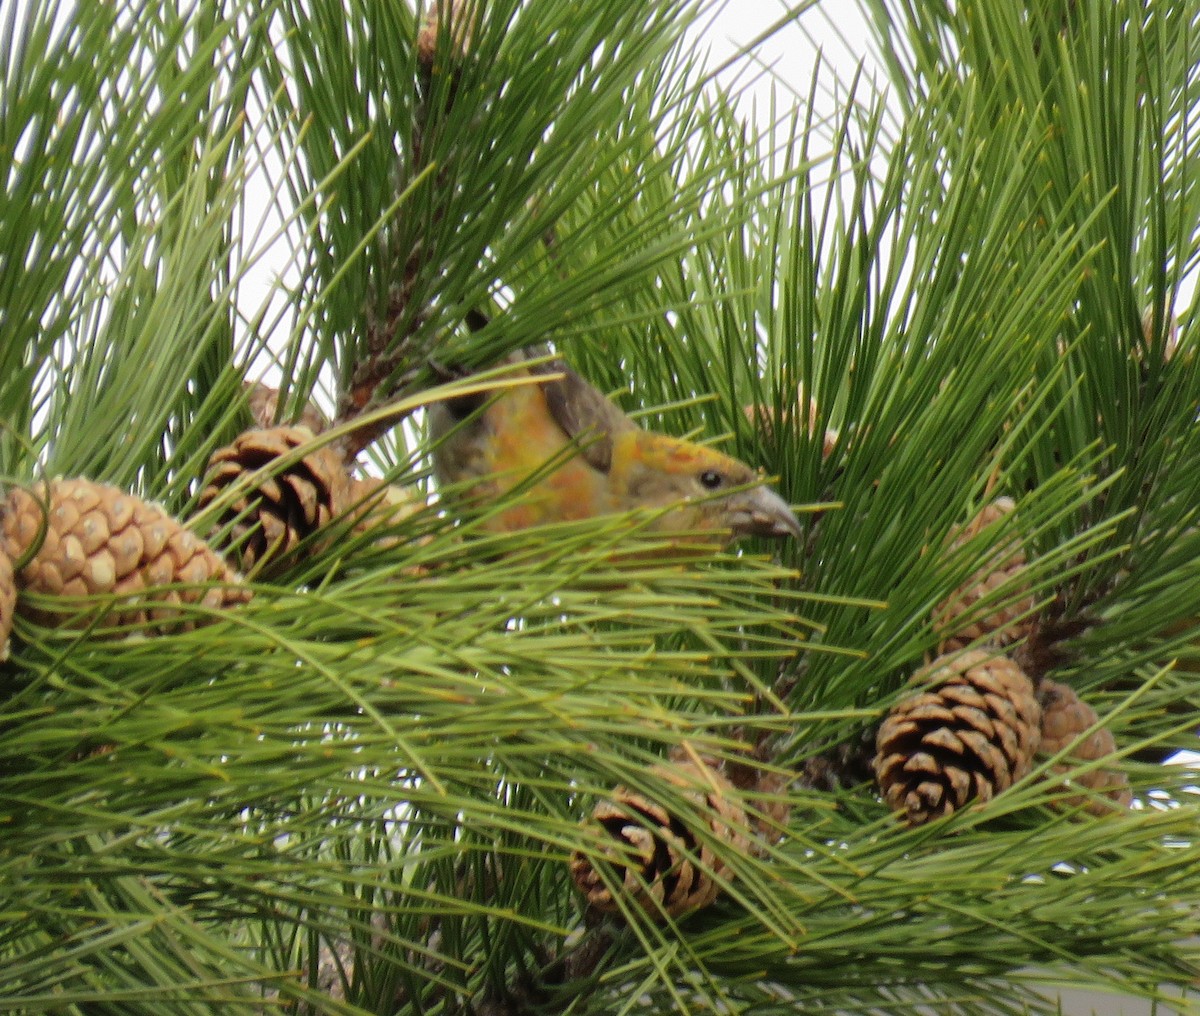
429, 347, 802, 543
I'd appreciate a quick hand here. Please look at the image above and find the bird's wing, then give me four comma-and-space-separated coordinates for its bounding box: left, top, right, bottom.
528, 357, 636, 474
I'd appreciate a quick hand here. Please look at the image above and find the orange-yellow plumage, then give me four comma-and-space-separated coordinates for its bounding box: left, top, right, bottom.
430, 351, 800, 542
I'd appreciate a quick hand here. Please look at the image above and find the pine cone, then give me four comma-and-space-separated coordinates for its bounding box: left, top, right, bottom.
570, 759, 750, 921
345, 477, 426, 549
416, 0, 475, 72
1037, 679, 1132, 815
199, 426, 352, 575
244, 381, 328, 433
1, 479, 249, 631
934, 497, 1035, 652
745, 769, 793, 846
874, 650, 1042, 826
742, 385, 839, 458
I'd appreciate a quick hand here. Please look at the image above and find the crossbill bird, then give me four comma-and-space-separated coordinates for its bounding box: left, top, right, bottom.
429, 350, 802, 542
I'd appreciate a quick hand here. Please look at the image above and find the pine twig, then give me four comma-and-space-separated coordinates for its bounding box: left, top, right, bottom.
331, 2, 481, 462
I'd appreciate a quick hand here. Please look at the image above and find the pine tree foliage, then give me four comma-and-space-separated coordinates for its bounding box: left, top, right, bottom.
1, 1, 1199, 1014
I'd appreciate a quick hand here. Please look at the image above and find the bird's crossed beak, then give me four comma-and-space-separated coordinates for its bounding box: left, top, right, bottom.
729, 485, 803, 540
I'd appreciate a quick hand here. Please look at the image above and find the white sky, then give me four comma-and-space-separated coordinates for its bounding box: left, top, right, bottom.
699, 1, 878, 119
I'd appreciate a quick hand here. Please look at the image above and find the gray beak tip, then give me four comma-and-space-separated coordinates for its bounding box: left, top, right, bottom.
734, 486, 804, 540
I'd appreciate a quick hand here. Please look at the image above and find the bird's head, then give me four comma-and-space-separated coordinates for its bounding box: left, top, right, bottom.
609, 431, 802, 542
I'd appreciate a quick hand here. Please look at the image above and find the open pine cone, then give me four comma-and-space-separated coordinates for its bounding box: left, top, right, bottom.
1, 479, 249, 632
199, 426, 352, 576
570, 759, 750, 921
875, 650, 1042, 826
1037, 679, 1132, 815
934, 497, 1035, 652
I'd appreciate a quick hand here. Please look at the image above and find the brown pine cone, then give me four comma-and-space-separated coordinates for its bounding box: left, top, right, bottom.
244, 381, 328, 434
199, 426, 352, 575
934, 497, 1035, 652
742, 386, 839, 458
1037, 679, 1132, 815
344, 477, 426, 548
1, 479, 249, 631
744, 768, 793, 847
416, 0, 475, 72
874, 650, 1042, 826
570, 759, 750, 921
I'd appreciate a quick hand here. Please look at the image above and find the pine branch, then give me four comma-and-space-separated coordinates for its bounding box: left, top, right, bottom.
5, 0, 1200, 1012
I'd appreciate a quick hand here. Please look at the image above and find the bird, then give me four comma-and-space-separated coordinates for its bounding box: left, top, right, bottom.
428, 347, 802, 543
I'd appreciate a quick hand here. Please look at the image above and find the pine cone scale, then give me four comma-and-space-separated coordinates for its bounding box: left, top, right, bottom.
923, 726, 968, 755
77, 512, 111, 555
904, 700, 959, 724
85, 550, 117, 590
950, 705, 996, 740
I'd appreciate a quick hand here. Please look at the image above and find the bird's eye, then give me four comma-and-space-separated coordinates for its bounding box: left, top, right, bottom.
699, 470, 724, 490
